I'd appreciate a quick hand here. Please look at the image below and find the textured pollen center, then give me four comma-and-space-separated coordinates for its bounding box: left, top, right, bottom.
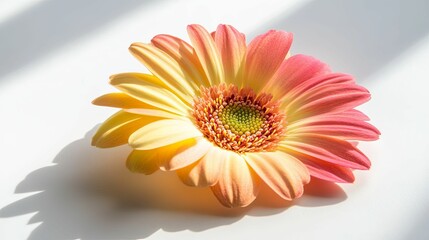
219, 104, 264, 136
192, 84, 286, 153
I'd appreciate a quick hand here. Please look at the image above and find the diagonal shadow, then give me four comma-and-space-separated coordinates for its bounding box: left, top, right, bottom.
250, 0, 429, 81
0, 126, 347, 240
400, 204, 429, 240
0, 0, 161, 81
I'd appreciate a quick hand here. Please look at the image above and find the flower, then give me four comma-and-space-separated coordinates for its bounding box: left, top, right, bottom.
92, 24, 380, 208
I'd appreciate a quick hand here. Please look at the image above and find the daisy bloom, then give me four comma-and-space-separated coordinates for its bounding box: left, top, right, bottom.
92, 24, 380, 208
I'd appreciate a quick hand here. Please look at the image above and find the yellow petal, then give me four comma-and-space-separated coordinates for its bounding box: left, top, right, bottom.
129, 43, 197, 103
151, 34, 210, 88
93, 92, 185, 119
187, 24, 225, 85
245, 151, 310, 200
110, 73, 190, 116
129, 119, 202, 150
177, 145, 225, 187
127, 138, 203, 174
211, 151, 260, 208
124, 108, 185, 120
162, 137, 211, 171
126, 150, 160, 175
92, 92, 152, 109
92, 110, 160, 148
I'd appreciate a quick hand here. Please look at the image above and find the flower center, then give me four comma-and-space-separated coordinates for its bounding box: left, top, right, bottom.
219, 103, 264, 136
192, 84, 286, 153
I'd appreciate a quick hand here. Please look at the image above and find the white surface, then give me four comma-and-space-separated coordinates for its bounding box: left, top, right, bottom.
1, 0, 428, 239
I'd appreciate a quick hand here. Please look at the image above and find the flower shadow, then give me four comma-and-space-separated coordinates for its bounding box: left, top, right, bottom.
0, 127, 347, 239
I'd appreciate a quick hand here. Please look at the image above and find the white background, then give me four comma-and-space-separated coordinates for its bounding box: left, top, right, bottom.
1, 0, 428, 239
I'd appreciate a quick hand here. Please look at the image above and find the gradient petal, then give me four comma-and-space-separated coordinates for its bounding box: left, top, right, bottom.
177, 146, 225, 187
244, 30, 293, 92
211, 151, 260, 207
213, 24, 246, 85
129, 42, 197, 103
110, 73, 190, 116
280, 134, 371, 170
92, 110, 159, 148
129, 119, 202, 150
187, 24, 224, 85
151, 34, 209, 87
245, 151, 310, 200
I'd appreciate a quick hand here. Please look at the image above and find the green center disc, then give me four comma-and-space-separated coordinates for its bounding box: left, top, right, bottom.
219, 103, 265, 135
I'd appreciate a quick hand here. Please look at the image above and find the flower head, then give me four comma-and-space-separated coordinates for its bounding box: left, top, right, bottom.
92, 24, 380, 208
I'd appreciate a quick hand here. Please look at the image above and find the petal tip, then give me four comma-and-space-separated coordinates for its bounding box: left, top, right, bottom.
186, 24, 201, 31
91, 98, 99, 106
90, 138, 97, 146
90, 137, 105, 148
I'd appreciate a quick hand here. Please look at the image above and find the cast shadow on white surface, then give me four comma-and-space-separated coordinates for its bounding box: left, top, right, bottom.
0, 0, 161, 81
251, 0, 429, 81
400, 206, 429, 240
0, 127, 347, 240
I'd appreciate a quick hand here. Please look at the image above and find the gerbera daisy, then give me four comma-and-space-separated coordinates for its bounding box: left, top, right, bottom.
92, 24, 380, 208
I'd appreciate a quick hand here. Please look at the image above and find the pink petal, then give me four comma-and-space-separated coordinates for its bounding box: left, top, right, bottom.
281, 134, 371, 170
213, 24, 246, 85
211, 151, 260, 208
281, 73, 355, 103
289, 152, 355, 183
288, 115, 380, 141
245, 151, 310, 200
187, 24, 224, 85
287, 83, 371, 122
176, 146, 225, 187
244, 30, 293, 92
330, 109, 370, 121
263, 54, 331, 99
151, 34, 209, 87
